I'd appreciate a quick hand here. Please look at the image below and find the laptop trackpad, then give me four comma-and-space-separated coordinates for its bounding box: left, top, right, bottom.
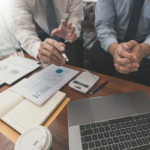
90, 91, 150, 121
67, 99, 95, 127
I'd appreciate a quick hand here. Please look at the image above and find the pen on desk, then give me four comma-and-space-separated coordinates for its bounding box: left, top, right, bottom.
90, 81, 108, 95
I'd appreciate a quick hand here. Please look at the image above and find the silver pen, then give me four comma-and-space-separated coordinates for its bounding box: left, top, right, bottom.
61, 52, 69, 62
61, 40, 69, 62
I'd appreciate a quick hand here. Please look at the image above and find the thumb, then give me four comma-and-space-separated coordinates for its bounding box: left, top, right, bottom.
123, 40, 138, 50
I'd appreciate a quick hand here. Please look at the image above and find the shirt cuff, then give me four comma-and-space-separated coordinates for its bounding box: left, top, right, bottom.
71, 24, 80, 40
143, 39, 150, 59
100, 38, 118, 52
31, 42, 41, 60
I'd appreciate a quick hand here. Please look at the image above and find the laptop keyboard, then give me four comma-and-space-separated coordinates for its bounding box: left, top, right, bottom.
80, 113, 150, 150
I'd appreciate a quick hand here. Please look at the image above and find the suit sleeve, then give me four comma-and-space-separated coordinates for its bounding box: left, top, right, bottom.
10, 0, 41, 59
67, 0, 84, 39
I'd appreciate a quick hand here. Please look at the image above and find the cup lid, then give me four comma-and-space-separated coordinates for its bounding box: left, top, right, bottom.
15, 126, 52, 150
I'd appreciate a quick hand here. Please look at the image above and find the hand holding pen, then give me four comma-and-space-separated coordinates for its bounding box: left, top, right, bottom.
38, 38, 66, 66
38, 20, 73, 66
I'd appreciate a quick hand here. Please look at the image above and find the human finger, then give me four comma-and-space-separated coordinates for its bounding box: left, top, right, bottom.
60, 42, 66, 47
114, 63, 138, 74
68, 27, 75, 37
124, 49, 131, 53
117, 45, 136, 60
38, 53, 62, 66
41, 41, 66, 62
125, 63, 139, 68
51, 28, 59, 36
45, 38, 65, 52
121, 42, 132, 53
115, 66, 138, 74
114, 64, 130, 74
70, 34, 76, 43
60, 20, 66, 27
116, 57, 133, 65
123, 40, 138, 50
38, 45, 65, 65
67, 22, 72, 29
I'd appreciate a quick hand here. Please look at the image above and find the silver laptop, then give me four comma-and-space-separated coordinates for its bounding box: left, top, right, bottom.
67, 91, 150, 150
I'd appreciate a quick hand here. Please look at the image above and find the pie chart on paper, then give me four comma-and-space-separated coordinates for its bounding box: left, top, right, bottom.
56, 69, 63, 74
0, 66, 7, 71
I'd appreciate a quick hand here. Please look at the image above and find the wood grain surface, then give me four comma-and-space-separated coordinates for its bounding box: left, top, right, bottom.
0, 53, 150, 150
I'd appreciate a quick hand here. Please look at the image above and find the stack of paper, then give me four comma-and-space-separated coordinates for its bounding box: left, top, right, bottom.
0, 57, 40, 85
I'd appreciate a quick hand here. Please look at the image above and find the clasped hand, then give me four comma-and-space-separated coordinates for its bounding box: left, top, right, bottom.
38, 20, 77, 66
109, 40, 150, 74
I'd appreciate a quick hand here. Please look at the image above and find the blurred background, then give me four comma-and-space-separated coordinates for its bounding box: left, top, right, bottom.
0, 0, 20, 59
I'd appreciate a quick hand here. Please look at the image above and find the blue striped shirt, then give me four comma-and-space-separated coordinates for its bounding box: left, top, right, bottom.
95, 0, 150, 55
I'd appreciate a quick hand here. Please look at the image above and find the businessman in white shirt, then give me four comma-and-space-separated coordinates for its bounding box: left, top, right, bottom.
11, 0, 84, 68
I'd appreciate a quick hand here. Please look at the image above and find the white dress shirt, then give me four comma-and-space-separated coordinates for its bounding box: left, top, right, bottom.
10, 0, 84, 59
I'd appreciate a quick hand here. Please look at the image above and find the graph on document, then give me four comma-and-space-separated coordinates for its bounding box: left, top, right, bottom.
0, 66, 7, 71
36, 68, 68, 86
23, 80, 51, 98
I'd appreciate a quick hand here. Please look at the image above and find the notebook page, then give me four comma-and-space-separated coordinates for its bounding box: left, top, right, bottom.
2, 91, 66, 134
0, 90, 24, 118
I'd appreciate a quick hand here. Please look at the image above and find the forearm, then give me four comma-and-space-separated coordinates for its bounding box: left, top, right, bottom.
140, 43, 150, 58
108, 43, 119, 56
11, 0, 41, 59
13, 21, 41, 59
143, 34, 150, 59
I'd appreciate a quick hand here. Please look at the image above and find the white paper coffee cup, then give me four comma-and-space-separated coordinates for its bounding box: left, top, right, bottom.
15, 126, 52, 150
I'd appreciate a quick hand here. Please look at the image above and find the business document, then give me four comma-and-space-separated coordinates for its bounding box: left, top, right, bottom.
0, 57, 40, 85
0, 80, 4, 86
10, 64, 79, 105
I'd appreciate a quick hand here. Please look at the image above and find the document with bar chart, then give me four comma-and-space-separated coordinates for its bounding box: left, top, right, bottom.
0, 57, 40, 85
10, 64, 79, 105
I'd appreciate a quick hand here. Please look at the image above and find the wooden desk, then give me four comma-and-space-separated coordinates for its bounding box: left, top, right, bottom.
1, 53, 150, 150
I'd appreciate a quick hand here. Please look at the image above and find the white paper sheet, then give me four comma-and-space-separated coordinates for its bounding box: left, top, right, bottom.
0, 57, 40, 85
10, 64, 79, 105
0, 79, 4, 85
